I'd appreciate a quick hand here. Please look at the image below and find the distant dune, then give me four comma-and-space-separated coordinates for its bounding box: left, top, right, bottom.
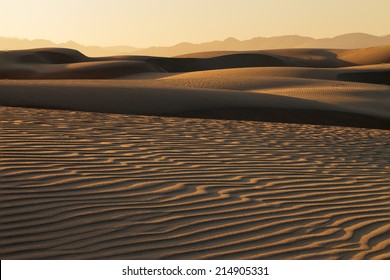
0, 46, 389, 130
0, 37, 142, 57
1, 45, 390, 78
1, 33, 390, 57
1, 44, 390, 260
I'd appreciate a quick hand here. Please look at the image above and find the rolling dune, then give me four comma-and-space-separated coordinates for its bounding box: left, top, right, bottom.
159, 69, 390, 119
0, 77, 389, 129
1, 46, 390, 79
337, 45, 390, 65
1, 49, 390, 128
0, 106, 389, 259
176, 46, 390, 67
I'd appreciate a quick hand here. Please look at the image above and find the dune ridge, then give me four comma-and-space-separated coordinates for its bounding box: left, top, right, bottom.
1, 106, 389, 259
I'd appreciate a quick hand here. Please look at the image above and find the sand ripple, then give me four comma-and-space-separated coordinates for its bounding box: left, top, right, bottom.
0, 106, 389, 259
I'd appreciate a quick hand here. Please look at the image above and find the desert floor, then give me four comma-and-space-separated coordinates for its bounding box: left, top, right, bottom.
0, 47, 389, 259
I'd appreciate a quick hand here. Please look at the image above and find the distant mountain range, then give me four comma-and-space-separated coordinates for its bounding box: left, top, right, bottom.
1, 33, 390, 57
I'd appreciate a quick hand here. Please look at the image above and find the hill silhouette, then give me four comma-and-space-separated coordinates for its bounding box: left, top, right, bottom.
1, 33, 389, 57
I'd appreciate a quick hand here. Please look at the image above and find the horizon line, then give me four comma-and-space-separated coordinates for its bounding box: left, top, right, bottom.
2, 32, 390, 49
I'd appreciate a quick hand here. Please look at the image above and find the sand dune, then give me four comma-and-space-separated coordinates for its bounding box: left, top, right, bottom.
2, 46, 390, 79
0, 106, 389, 259
338, 70, 390, 85
1, 46, 389, 128
337, 45, 390, 65
160, 69, 390, 119
0, 77, 389, 129
1, 46, 389, 260
0, 49, 159, 79
176, 46, 390, 68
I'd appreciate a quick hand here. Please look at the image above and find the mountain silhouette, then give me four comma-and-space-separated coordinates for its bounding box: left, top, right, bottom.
1, 33, 389, 57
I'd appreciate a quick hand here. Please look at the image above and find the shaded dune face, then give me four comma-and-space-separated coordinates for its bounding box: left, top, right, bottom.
0, 106, 389, 260
148, 53, 288, 72
0, 48, 158, 79
10, 48, 90, 64
176, 47, 390, 68
338, 71, 390, 85
17, 50, 89, 64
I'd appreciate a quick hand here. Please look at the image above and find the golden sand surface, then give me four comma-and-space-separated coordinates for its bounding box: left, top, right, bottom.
1, 106, 389, 259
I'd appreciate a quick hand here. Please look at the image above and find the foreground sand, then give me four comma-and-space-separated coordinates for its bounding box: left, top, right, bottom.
1, 106, 389, 259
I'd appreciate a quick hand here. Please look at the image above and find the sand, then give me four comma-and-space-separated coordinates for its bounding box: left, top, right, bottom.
1, 106, 389, 259
0, 46, 389, 259
1, 46, 390, 78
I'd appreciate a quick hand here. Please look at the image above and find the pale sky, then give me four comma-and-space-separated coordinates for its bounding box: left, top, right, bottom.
1, 0, 389, 47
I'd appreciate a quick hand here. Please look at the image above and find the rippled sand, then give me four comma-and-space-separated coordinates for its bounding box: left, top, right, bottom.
1, 106, 389, 259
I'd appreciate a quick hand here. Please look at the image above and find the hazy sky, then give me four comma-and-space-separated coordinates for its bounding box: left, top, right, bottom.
2, 0, 389, 47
